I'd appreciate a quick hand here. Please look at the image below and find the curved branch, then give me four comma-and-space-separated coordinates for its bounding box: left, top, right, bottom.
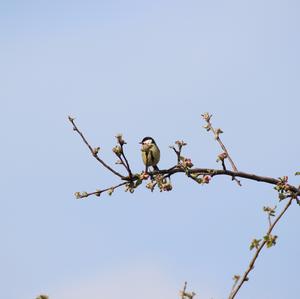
124, 168, 299, 194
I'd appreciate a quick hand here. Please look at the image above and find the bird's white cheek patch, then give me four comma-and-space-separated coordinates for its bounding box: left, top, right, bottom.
143, 139, 153, 145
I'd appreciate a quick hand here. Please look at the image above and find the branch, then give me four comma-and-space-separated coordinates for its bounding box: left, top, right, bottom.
170, 140, 187, 164
146, 168, 299, 194
202, 113, 241, 186
69, 114, 300, 299
69, 116, 299, 197
68, 116, 125, 179
228, 198, 293, 299
74, 182, 128, 199
115, 134, 133, 179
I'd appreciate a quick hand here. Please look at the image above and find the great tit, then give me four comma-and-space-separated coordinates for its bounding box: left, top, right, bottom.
139, 136, 160, 172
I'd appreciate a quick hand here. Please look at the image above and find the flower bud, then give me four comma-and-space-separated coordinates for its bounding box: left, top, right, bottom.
214, 128, 223, 139
115, 133, 126, 145
202, 175, 211, 184
162, 182, 173, 191
140, 171, 150, 180
217, 152, 228, 161
183, 158, 193, 168
74, 192, 81, 199
93, 147, 100, 155
146, 181, 154, 191
201, 112, 212, 122
112, 145, 122, 156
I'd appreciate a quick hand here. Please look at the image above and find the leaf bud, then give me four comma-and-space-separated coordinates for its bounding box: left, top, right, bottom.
107, 188, 114, 196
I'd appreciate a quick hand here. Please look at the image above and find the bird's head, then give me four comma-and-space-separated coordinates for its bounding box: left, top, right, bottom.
139, 136, 156, 145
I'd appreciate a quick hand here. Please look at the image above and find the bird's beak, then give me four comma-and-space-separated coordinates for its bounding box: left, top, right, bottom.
139, 141, 143, 144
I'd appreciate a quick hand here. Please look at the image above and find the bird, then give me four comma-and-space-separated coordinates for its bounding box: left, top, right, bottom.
139, 136, 160, 173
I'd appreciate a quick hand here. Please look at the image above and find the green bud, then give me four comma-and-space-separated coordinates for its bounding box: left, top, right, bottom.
263, 206, 276, 217
278, 193, 287, 201
81, 192, 88, 198
203, 124, 211, 131
134, 179, 143, 188
264, 234, 278, 248
146, 181, 155, 191
107, 188, 114, 196
250, 238, 261, 250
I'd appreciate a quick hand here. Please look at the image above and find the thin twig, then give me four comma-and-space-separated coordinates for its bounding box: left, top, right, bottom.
268, 214, 272, 228
228, 198, 293, 299
115, 154, 130, 174
230, 276, 240, 295
170, 140, 187, 164
75, 182, 128, 199
202, 113, 241, 186
68, 116, 125, 179
181, 282, 187, 299
120, 144, 133, 178
171, 146, 181, 164
215, 133, 238, 173
221, 160, 227, 171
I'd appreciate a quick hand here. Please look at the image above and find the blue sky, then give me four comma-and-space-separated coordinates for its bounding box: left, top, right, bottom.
1, 1, 300, 298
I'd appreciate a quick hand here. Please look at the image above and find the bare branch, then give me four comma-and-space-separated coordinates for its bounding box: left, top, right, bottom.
121, 146, 133, 178
170, 140, 187, 164
202, 113, 241, 186
68, 116, 125, 179
114, 134, 133, 179
74, 182, 128, 199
